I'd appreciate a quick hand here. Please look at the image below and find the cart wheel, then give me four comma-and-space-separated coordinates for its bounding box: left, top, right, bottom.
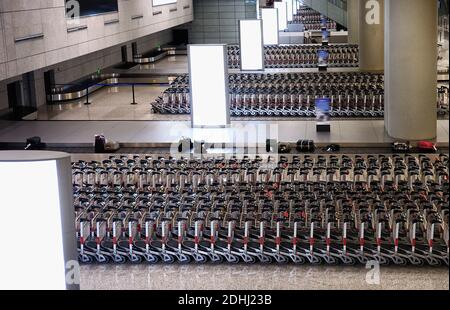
209, 253, 223, 264
408, 255, 424, 266
391, 255, 407, 266
425, 255, 441, 267
240, 253, 256, 264
177, 253, 191, 264
161, 253, 175, 264
374, 255, 389, 266
222, 252, 239, 264
129, 253, 142, 264
272, 253, 288, 264
95, 253, 110, 263
192, 252, 208, 264
307, 254, 322, 265
257, 254, 272, 264
144, 253, 159, 264
323, 255, 338, 265
113, 254, 127, 264
290, 254, 306, 265
79, 254, 94, 264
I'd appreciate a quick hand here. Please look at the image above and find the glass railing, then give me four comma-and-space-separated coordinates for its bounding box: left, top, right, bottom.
328, 0, 347, 11
298, 0, 348, 27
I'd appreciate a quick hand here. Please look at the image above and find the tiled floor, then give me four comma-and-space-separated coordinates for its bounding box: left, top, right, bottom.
37, 85, 185, 121
3, 44, 449, 148
0, 119, 448, 147
79, 264, 449, 290
133, 56, 191, 74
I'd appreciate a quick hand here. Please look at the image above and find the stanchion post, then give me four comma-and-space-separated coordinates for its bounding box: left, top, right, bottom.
85, 85, 91, 105
131, 83, 138, 105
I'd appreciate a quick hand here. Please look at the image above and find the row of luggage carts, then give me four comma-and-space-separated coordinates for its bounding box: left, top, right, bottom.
72, 154, 449, 265
227, 44, 359, 69
291, 7, 338, 30
151, 73, 449, 117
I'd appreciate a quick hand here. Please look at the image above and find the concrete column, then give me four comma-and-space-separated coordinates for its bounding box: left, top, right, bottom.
347, 0, 360, 44
384, 0, 438, 140
359, 0, 384, 71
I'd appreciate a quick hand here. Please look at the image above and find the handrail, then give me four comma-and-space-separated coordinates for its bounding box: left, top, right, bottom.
47, 76, 171, 103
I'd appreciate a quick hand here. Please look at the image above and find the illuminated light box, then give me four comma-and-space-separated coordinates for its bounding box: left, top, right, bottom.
239, 19, 264, 71
0, 151, 78, 290
261, 8, 279, 45
287, 0, 294, 22
294, 0, 298, 15
274, 1, 288, 31
153, 0, 177, 6
188, 45, 230, 127
256, 0, 260, 19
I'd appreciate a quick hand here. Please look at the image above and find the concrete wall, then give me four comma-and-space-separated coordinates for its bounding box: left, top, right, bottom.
0, 29, 173, 110
0, 0, 193, 82
0, 80, 7, 111
53, 29, 172, 85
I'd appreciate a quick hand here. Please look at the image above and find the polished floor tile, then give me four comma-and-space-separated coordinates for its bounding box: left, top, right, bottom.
338, 121, 379, 143
304, 121, 341, 143
0, 120, 448, 146
37, 85, 168, 121
79, 264, 449, 290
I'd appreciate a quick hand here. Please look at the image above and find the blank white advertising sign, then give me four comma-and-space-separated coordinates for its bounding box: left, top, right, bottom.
274, 1, 288, 31
239, 20, 264, 71
256, 0, 260, 18
189, 45, 230, 127
287, 0, 294, 22
0, 160, 66, 290
261, 8, 279, 45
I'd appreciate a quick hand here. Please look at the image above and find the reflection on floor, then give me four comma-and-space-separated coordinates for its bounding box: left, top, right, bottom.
79, 264, 449, 290
133, 56, 190, 74
37, 85, 190, 121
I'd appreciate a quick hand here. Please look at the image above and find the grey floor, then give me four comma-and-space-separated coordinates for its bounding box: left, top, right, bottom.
22, 52, 448, 148
79, 264, 449, 290
0, 119, 448, 147
37, 85, 173, 121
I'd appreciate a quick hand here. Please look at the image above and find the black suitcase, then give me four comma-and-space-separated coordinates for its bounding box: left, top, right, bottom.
296, 140, 315, 152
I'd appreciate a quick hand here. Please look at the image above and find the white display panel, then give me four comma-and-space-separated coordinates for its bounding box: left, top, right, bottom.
0, 160, 66, 290
189, 45, 230, 127
261, 8, 279, 45
153, 0, 177, 6
287, 0, 294, 22
256, 0, 260, 19
274, 1, 288, 31
239, 20, 264, 71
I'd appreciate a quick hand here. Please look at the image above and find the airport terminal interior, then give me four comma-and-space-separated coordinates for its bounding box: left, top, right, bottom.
0, 0, 449, 290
